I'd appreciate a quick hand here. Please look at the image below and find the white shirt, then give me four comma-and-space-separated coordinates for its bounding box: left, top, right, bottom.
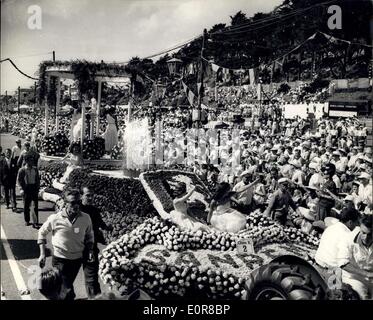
11, 145, 21, 158
309, 173, 323, 189
337, 227, 373, 272
348, 155, 358, 168
292, 169, 305, 185
358, 182, 373, 205
333, 175, 342, 189
233, 181, 254, 205
315, 222, 355, 268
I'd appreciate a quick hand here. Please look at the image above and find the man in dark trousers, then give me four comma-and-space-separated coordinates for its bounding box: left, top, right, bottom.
17, 154, 40, 228
38, 188, 95, 300
0, 148, 18, 210
80, 186, 112, 299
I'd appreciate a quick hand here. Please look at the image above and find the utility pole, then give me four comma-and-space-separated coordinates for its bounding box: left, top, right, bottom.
52, 51, 56, 62
197, 29, 207, 129
34, 82, 37, 110
5, 90, 8, 111
18, 86, 20, 114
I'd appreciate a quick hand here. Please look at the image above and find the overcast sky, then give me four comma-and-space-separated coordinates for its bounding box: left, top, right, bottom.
1, 0, 282, 94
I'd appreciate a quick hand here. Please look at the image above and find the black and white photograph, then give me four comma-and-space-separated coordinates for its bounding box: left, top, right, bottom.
0, 0, 372, 309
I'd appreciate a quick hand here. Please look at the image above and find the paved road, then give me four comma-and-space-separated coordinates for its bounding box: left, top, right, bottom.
1, 133, 106, 300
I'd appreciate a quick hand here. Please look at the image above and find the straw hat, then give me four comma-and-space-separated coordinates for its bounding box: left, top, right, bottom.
358, 172, 371, 180
299, 206, 317, 222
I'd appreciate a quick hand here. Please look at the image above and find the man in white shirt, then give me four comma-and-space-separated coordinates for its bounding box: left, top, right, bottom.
315, 207, 360, 269
337, 215, 373, 300
357, 172, 372, 210
11, 139, 22, 164
308, 162, 323, 189
348, 147, 359, 169
232, 172, 260, 214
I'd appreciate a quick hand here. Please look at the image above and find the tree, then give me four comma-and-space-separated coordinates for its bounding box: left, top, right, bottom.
209, 23, 226, 34
230, 11, 248, 26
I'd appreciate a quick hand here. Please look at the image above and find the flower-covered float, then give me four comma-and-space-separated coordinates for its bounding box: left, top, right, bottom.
99, 170, 327, 300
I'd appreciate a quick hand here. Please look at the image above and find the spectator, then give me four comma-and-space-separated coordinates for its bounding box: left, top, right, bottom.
80, 186, 112, 299
38, 267, 71, 300
0, 148, 18, 210
17, 141, 40, 168
11, 139, 22, 164
38, 188, 95, 300
356, 172, 372, 212
264, 178, 302, 225
315, 207, 360, 269
338, 215, 373, 300
17, 154, 40, 227
232, 172, 260, 214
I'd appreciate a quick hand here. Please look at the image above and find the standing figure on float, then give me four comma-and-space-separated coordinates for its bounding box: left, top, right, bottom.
102, 105, 118, 154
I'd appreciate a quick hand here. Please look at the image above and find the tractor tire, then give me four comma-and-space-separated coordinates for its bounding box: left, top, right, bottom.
244, 262, 326, 300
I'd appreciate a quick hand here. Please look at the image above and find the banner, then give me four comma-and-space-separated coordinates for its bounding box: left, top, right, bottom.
182, 81, 195, 107
249, 68, 256, 85
211, 63, 220, 72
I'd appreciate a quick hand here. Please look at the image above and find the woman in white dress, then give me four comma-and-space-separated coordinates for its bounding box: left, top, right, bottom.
168, 182, 211, 232
59, 144, 83, 185
207, 182, 247, 233
102, 107, 118, 153
69, 104, 82, 142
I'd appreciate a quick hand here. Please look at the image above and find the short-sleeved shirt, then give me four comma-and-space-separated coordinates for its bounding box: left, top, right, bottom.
315, 222, 357, 268
337, 228, 373, 273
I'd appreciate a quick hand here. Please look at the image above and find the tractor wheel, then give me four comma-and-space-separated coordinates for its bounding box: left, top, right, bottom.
244, 262, 326, 300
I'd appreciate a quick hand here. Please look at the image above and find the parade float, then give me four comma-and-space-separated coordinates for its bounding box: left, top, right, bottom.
97, 170, 336, 301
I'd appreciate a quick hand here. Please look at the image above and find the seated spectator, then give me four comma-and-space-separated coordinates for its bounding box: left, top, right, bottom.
338, 215, 373, 300
315, 207, 360, 269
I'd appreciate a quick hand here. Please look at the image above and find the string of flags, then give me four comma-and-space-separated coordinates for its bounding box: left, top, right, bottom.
187, 31, 373, 86
142, 31, 371, 107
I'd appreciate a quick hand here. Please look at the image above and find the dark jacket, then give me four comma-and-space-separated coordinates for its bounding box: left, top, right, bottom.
17, 166, 40, 190
0, 157, 18, 186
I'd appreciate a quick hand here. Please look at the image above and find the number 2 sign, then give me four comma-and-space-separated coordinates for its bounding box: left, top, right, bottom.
237, 239, 255, 255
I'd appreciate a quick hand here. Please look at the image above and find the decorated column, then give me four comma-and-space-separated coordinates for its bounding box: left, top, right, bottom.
96, 80, 102, 136
55, 77, 61, 132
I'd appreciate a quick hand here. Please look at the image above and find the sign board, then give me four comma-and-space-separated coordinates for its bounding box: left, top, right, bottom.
329, 110, 358, 118
236, 238, 255, 255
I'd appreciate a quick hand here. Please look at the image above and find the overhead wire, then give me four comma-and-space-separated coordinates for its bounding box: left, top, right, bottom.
0, 58, 39, 80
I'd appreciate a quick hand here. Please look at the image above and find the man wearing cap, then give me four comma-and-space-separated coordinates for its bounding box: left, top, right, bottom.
337, 215, 373, 300
264, 178, 301, 225
357, 172, 372, 211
